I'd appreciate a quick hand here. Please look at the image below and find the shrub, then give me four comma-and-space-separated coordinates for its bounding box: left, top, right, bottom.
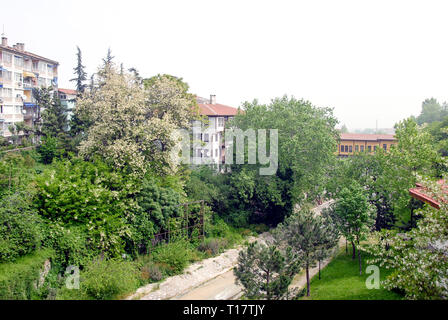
197, 238, 229, 256
141, 263, 163, 282
151, 241, 194, 276
0, 249, 54, 300
0, 192, 43, 263
41, 222, 94, 269
81, 258, 139, 300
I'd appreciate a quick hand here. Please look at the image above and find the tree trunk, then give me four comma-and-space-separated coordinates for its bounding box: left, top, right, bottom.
318, 260, 321, 280
351, 241, 356, 260
358, 242, 362, 275
306, 264, 310, 297
345, 239, 348, 254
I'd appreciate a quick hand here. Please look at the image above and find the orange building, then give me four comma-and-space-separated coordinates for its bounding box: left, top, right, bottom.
337, 133, 397, 157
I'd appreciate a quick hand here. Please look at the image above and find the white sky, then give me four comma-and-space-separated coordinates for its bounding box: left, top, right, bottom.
2, 0, 448, 129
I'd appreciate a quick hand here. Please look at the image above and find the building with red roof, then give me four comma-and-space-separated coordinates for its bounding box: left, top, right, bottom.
338, 133, 397, 156
194, 95, 240, 165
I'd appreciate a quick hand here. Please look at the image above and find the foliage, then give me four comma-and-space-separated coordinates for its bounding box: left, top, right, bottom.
143, 74, 199, 128
41, 222, 92, 269
234, 241, 301, 300
416, 98, 448, 125
333, 182, 375, 275
275, 207, 339, 296
80, 258, 139, 300
232, 96, 339, 205
366, 178, 448, 299
34, 157, 139, 258
70, 46, 87, 93
76, 67, 180, 177
0, 152, 36, 196
37, 136, 62, 164
0, 192, 43, 263
150, 241, 196, 276
0, 249, 54, 300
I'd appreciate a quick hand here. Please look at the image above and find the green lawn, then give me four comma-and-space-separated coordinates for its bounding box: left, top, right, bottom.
300, 248, 403, 300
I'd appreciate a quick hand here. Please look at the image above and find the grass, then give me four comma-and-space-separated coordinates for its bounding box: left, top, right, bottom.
300, 248, 403, 300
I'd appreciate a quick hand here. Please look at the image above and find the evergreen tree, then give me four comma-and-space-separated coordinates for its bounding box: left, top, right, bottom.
70, 46, 87, 94
275, 208, 335, 297
234, 241, 301, 300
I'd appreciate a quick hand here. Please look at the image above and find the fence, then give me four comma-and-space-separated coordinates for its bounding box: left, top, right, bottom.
147, 200, 206, 253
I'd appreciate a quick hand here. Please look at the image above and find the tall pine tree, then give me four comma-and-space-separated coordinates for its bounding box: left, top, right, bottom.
70, 46, 87, 94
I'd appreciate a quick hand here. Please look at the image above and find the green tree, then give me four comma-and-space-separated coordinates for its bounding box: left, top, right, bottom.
333, 182, 375, 275
234, 241, 300, 300
416, 98, 446, 125
275, 208, 333, 296
70, 46, 87, 94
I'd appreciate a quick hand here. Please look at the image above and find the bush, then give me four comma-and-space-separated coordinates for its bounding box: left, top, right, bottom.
150, 241, 194, 276
197, 238, 229, 256
141, 263, 163, 282
81, 258, 139, 300
41, 223, 94, 269
0, 249, 54, 300
0, 192, 43, 263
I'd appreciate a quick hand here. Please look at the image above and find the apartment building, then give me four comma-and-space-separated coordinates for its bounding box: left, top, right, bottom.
337, 133, 397, 156
0, 36, 59, 137
193, 95, 240, 165
58, 88, 77, 123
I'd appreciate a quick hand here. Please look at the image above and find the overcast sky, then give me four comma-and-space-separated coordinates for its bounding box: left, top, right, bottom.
2, 0, 448, 129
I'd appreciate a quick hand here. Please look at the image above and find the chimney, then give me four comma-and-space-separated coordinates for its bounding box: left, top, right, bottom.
1, 36, 7, 46
210, 94, 216, 105
16, 43, 24, 51
12, 44, 17, 50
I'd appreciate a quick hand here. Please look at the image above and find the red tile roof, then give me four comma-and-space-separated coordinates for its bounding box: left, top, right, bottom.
409, 180, 448, 209
340, 133, 396, 141
58, 88, 77, 95
198, 103, 240, 116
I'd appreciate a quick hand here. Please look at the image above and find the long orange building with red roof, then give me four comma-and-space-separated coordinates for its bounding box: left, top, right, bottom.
338, 133, 397, 156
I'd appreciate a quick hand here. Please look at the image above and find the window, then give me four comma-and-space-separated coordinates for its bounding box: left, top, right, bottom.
32, 61, 39, 70
204, 149, 209, 158
0, 105, 3, 113
383, 144, 387, 151
215, 149, 218, 157
344, 145, 348, 152
2, 105, 13, 114
218, 117, 224, 127
39, 62, 46, 73
368, 146, 372, 152
15, 72, 23, 82
349, 146, 353, 153
355, 145, 359, 152
47, 64, 52, 74
38, 77, 46, 87
1, 88, 12, 97
15, 106, 22, 114
2, 52, 12, 64
360, 145, 364, 152
14, 56, 23, 68
215, 134, 219, 142
374, 146, 377, 152
3, 70, 12, 81
204, 133, 209, 142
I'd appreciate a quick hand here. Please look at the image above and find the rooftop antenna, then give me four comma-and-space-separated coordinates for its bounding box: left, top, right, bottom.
1, 24, 4, 37
376, 119, 378, 134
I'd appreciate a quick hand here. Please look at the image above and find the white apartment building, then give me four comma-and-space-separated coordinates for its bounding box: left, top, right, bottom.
0, 36, 59, 137
193, 95, 239, 166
